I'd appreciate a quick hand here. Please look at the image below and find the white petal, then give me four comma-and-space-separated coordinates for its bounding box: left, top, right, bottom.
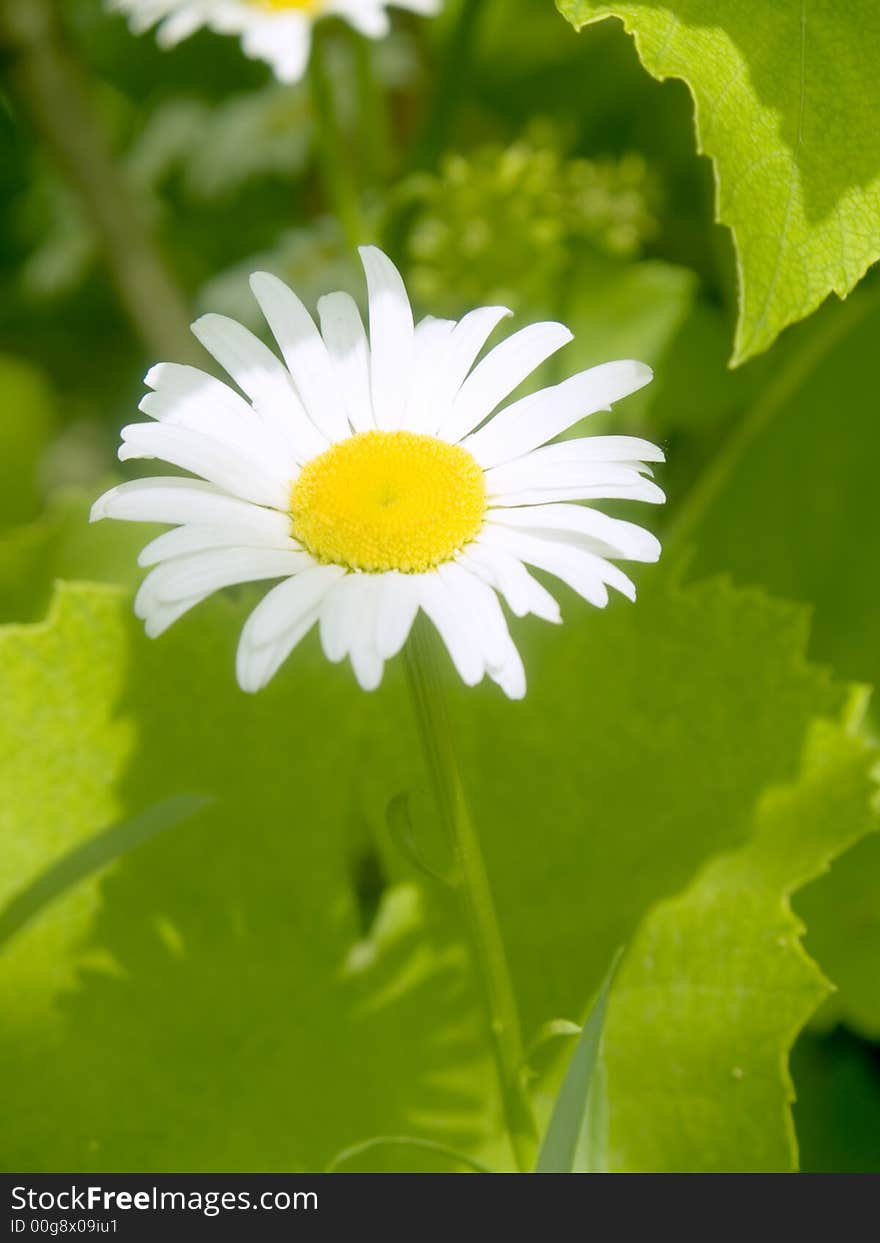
243, 563, 347, 647
417, 573, 484, 686
477, 527, 637, 608
140, 363, 285, 472
250, 271, 349, 443
116, 1, 176, 37
135, 544, 309, 641
348, 575, 385, 691
236, 563, 348, 692
392, 0, 443, 12
118, 422, 290, 509
487, 479, 667, 507
375, 572, 420, 659
319, 572, 372, 663
523, 435, 665, 464
487, 458, 656, 496
490, 644, 526, 699
435, 562, 525, 698
318, 291, 374, 432
435, 305, 512, 407
334, 2, 390, 38
459, 546, 561, 623
155, 6, 206, 47
359, 246, 414, 431
136, 546, 311, 608
482, 440, 666, 507
416, 305, 512, 437
405, 316, 456, 433
137, 514, 297, 567
90, 478, 272, 527
237, 604, 322, 694
463, 360, 653, 469
237, 14, 312, 84
143, 361, 249, 424
439, 321, 573, 444
191, 312, 327, 462
486, 504, 661, 563
140, 592, 213, 639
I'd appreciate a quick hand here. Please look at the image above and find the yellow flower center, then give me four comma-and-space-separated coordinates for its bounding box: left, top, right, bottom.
251, 0, 323, 11
291, 430, 487, 574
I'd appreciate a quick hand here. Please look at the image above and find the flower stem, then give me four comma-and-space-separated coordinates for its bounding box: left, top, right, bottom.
664, 280, 880, 569
407, 0, 485, 173
404, 622, 537, 1172
308, 25, 364, 249
0, 0, 198, 363
350, 30, 391, 185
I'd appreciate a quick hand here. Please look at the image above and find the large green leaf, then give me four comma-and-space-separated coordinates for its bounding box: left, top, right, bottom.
602, 712, 877, 1171
687, 284, 880, 698
684, 286, 880, 1043
378, 573, 873, 1169
557, 2, 880, 363
0, 585, 133, 1026
450, 577, 845, 1037
795, 833, 880, 1039
0, 584, 499, 1173
2, 565, 874, 1172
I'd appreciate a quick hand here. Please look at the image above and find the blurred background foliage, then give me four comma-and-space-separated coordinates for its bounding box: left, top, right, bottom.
0, 0, 879, 1172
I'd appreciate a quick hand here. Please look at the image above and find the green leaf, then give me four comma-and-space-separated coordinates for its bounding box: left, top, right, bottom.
535, 950, 621, 1173
440, 575, 875, 1170
687, 286, 880, 690
795, 832, 880, 1039
685, 286, 880, 1039
602, 712, 878, 1171
2, 568, 875, 1172
557, 2, 880, 363
0, 584, 134, 1024
0, 584, 500, 1172
453, 576, 845, 1037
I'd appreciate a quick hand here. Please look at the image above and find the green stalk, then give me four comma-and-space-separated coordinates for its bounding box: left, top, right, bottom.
408, 0, 485, 173
382, 0, 487, 257
665, 281, 880, 567
308, 25, 364, 249
0, 0, 197, 363
351, 29, 391, 185
404, 622, 537, 1172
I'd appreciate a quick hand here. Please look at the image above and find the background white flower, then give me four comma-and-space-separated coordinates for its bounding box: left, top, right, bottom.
91, 246, 664, 698
110, 0, 442, 83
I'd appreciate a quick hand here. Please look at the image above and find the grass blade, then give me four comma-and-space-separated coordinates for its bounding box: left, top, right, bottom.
535, 948, 623, 1173
0, 793, 209, 950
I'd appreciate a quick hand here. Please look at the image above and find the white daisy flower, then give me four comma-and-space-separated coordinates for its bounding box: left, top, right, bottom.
91, 247, 664, 698
109, 0, 442, 83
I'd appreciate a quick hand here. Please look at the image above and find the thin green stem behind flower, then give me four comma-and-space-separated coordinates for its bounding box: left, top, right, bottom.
0, 0, 197, 362
351, 30, 392, 186
404, 622, 537, 1172
308, 25, 366, 250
